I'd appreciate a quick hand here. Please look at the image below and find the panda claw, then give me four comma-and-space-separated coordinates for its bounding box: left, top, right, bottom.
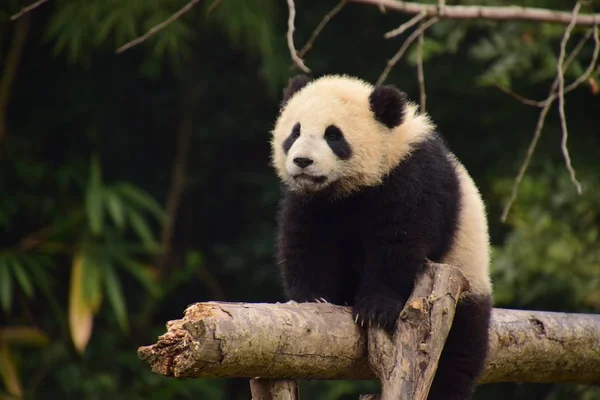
355, 314, 359, 323
319, 297, 328, 303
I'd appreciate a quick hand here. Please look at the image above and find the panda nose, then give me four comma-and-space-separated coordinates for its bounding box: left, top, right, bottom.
293, 157, 314, 168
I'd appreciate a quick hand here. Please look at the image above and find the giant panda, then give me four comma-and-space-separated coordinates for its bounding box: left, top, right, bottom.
270, 74, 493, 400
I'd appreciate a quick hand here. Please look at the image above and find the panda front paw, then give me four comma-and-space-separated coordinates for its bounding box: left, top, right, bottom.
352, 295, 405, 335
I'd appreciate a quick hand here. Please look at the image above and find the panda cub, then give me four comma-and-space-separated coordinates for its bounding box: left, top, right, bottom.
270, 74, 493, 400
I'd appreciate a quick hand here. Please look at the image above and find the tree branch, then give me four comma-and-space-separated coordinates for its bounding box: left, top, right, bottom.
10, 0, 49, 20
297, 0, 347, 60
500, 4, 598, 222
556, 2, 584, 196
116, 0, 202, 54
285, 0, 311, 73
367, 263, 469, 399
416, 27, 426, 112
138, 299, 600, 385
0, 13, 31, 159
377, 17, 438, 85
348, 0, 600, 26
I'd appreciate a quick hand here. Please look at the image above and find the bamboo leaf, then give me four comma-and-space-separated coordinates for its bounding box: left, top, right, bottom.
69, 250, 97, 354
103, 265, 128, 332
9, 257, 34, 299
0, 326, 50, 347
110, 251, 160, 296
127, 209, 160, 251
86, 156, 104, 235
0, 260, 12, 314
81, 247, 103, 311
105, 189, 125, 230
0, 343, 22, 398
115, 182, 165, 222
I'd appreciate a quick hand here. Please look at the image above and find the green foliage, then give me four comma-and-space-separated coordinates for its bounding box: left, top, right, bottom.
492, 166, 600, 312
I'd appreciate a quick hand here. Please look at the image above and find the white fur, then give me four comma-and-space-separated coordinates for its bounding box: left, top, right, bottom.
271, 75, 435, 196
271, 74, 492, 297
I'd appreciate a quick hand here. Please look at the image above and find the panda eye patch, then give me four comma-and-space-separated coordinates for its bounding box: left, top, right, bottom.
291, 123, 301, 139
324, 125, 343, 141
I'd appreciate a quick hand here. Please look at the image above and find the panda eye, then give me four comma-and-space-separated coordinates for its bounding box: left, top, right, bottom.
324, 125, 343, 141
291, 123, 301, 139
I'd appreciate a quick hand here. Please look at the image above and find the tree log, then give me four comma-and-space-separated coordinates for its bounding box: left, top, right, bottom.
138, 301, 600, 385
366, 263, 469, 400
249, 379, 298, 400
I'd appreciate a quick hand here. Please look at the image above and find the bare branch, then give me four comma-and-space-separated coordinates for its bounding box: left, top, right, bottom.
384, 11, 426, 39
377, 17, 438, 85
0, 13, 31, 159
348, 0, 600, 26
10, 0, 49, 20
557, 2, 584, 196
286, 0, 311, 73
417, 27, 427, 112
496, 27, 596, 107
297, 0, 347, 59
116, 0, 202, 54
501, 2, 585, 222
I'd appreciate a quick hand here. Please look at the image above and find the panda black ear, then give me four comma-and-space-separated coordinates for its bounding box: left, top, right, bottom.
281, 74, 312, 109
369, 85, 408, 129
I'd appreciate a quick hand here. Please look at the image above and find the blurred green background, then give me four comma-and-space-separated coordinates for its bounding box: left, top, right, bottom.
1, 0, 599, 399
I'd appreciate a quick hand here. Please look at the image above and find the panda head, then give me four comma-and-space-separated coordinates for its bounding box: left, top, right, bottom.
270, 74, 434, 197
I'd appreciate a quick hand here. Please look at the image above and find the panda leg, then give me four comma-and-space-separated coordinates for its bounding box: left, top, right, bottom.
427, 294, 492, 400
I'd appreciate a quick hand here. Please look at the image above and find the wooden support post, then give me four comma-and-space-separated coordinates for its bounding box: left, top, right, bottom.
250, 378, 299, 400
366, 261, 469, 400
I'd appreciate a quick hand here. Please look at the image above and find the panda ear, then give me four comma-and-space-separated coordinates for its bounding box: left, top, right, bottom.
369, 85, 408, 129
281, 74, 312, 109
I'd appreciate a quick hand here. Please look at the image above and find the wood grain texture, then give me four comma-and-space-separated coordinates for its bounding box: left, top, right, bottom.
139, 297, 600, 385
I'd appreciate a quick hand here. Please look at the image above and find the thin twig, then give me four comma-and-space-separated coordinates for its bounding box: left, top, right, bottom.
417, 26, 427, 112
10, 0, 49, 20
496, 28, 595, 107
206, 0, 221, 14
384, 11, 426, 39
348, 0, 600, 26
286, 0, 311, 73
297, 0, 347, 59
557, 2, 584, 196
377, 17, 438, 85
500, 93, 556, 222
501, 2, 584, 222
116, 0, 202, 54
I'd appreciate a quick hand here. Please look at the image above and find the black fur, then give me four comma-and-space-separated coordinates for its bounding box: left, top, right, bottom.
369, 85, 407, 128
324, 125, 352, 160
275, 133, 491, 400
282, 123, 301, 154
281, 75, 312, 109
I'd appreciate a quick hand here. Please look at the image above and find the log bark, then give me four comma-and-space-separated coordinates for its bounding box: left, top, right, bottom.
249, 379, 298, 400
138, 300, 600, 385
367, 263, 469, 400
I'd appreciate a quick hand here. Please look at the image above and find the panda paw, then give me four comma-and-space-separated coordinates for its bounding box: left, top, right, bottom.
352, 295, 405, 335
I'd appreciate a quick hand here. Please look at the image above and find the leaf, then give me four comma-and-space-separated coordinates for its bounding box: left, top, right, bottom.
105, 189, 126, 230
0, 343, 22, 398
110, 251, 160, 296
114, 182, 165, 222
127, 209, 160, 251
103, 265, 128, 332
9, 257, 34, 299
69, 250, 99, 354
0, 326, 50, 347
0, 260, 12, 314
81, 247, 103, 310
86, 156, 104, 235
